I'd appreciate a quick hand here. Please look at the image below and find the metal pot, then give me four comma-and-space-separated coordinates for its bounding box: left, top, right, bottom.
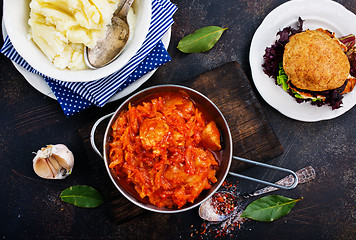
90, 85, 297, 213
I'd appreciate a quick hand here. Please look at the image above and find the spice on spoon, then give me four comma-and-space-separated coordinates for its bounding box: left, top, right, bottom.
211, 192, 237, 216
193, 180, 246, 239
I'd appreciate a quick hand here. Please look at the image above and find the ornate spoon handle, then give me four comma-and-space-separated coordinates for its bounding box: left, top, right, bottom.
248, 166, 315, 197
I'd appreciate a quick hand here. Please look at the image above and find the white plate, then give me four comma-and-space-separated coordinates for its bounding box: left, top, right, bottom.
249, 0, 356, 122
3, 0, 151, 82
2, 21, 171, 102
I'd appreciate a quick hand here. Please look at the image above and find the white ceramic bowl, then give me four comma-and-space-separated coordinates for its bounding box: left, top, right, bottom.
3, 0, 151, 82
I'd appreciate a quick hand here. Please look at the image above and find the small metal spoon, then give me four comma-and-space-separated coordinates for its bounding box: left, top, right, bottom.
84, 0, 134, 69
199, 166, 316, 222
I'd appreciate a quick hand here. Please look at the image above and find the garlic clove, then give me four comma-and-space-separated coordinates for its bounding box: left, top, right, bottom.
47, 156, 60, 172
33, 144, 74, 179
52, 144, 74, 168
33, 157, 55, 179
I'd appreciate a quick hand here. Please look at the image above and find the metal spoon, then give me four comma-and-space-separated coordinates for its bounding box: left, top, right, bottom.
199, 166, 316, 222
84, 0, 134, 69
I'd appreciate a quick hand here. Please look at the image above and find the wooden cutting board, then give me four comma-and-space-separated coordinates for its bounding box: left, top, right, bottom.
78, 61, 283, 223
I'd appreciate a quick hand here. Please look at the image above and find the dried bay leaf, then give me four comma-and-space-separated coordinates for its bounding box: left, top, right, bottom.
60, 185, 104, 208
177, 26, 228, 53
241, 195, 302, 222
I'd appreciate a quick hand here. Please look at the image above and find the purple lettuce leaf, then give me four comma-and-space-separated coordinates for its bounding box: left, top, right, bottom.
339, 34, 355, 51
339, 34, 356, 77
262, 17, 304, 79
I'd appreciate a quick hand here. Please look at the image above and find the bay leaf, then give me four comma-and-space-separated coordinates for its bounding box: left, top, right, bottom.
177, 26, 228, 53
60, 185, 104, 208
240, 195, 302, 222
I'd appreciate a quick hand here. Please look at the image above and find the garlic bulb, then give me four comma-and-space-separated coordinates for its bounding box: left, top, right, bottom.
33, 144, 74, 179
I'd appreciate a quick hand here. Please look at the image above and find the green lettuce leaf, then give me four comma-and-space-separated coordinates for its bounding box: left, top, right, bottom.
277, 63, 320, 100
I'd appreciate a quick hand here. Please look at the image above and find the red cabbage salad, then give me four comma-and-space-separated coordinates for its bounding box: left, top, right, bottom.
262, 17, 356, 110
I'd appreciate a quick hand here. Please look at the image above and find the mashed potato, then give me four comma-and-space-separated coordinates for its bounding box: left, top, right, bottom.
28, 0, 122, 70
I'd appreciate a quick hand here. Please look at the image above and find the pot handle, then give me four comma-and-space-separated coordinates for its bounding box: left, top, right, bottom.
90, 112, 114, 159
229, 156, 299, 190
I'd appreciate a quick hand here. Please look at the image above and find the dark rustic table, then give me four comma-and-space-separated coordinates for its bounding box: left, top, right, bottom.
1, 0, 355, 239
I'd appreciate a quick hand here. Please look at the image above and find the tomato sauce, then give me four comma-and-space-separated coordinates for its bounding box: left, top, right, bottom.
108, 91, 222, 208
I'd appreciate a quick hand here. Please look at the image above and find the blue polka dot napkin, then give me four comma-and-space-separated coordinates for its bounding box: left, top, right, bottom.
1, 0, 177, 116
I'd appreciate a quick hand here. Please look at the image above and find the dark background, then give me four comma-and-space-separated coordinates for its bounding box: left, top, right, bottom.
1, 0, 355, 239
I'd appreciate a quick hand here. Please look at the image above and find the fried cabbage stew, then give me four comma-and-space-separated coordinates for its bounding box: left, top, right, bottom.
108, 91, 222, 208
